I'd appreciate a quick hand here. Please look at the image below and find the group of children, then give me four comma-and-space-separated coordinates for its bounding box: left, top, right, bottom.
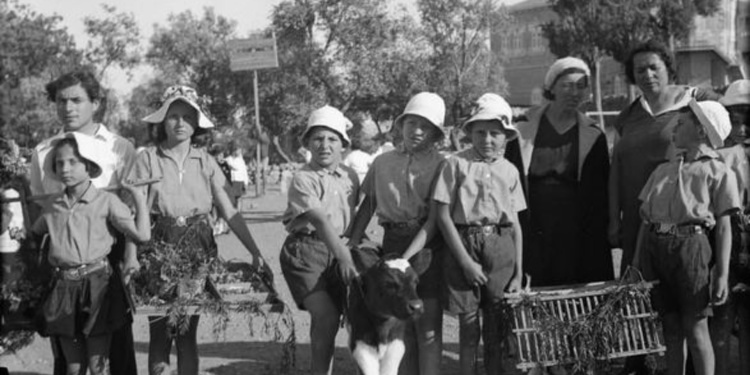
281, 78, 750, 375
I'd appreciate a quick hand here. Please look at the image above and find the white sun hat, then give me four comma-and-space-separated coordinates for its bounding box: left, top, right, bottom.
43, 132, 116, 181
544, 57, 591, 90
393, 92, 446, 140
142, 85, 215, 129
301, 105, 352, 146
462, 93, 519, 140
689, 100, 732, 149
720, 80, 750, 107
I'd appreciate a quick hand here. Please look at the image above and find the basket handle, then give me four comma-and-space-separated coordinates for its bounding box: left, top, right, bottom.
620, 265, 645, 284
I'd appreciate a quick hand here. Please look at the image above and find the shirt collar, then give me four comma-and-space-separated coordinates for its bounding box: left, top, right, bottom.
54, 182, 99, 206
156, 144, 203, 159
467, 147, 501, 164
309, 161, 345, 177
676, 144, 719, 161
396, 144, 436, 159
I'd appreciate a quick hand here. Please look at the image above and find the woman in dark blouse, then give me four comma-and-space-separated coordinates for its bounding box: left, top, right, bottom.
508, 56, 612, 286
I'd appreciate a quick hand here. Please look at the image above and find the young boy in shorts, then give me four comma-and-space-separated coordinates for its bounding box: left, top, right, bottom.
279, 106, 359, 375
712, 80, 750, 375
348, 92, 447, 375
433, 93, 525, 375
636, 100, 739, 375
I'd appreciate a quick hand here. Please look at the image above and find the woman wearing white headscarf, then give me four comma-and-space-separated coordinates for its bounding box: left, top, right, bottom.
508, 57, 613, 287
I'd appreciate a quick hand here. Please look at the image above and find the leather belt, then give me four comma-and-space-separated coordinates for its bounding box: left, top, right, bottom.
648, 223, 705, 236
382, 219, 424, 231
153, 214, 209, 228
456, 224, 511, 236
54, 258, 111, 281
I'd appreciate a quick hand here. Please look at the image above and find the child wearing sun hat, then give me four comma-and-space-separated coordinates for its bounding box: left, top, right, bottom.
32, 132, 150, 375
711, 80, 750, 375
279, 105, 359, 375
636, 100, 740, 375
347, 92, 448, 374
433, 93, 525, 375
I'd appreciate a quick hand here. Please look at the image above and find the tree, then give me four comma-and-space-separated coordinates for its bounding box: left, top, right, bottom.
83, 4, 141, 79
541, 0, 720, 121
418, 0, 509, 126
0, 0, 82, 146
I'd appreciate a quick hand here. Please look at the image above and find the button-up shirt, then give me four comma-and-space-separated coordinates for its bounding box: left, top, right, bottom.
639, 145, 741, 227
361, 147, 445, 224
33, 184, 134, 267
433, 148, 526, 226
128, 146, 226, 218
283, 163, 359, 235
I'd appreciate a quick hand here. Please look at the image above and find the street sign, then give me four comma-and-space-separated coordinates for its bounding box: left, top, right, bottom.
228, 36, 279, 72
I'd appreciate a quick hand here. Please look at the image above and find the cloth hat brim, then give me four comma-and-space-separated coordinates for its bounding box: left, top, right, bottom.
301, 106, 352, 146
142, 96, 215, 129
393, 113, 446, 141
689, 100, 730, 149
43, 132, 115, 181
462, 114, 519, 141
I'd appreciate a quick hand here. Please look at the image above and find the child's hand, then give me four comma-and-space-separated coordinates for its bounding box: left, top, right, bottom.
120, 257, 140, 285
461, 260, 488, 287
711, 272, 729, 306
506, 273, 523, 293
337, 258, 359, 285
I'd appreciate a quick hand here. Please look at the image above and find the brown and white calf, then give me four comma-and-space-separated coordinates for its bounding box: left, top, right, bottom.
347, 249, 425, 375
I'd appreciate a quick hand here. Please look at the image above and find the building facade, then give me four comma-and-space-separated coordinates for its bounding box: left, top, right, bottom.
495, 0, 749, 107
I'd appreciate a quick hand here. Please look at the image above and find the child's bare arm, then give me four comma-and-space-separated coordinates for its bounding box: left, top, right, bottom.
305, 208, 358, 284
713, 214, 732, 305
402, 200, 439, 260
507, 210, 523, 292
436, 202, 487, 285
346, 194, 377, 248
120, 183, 151, 243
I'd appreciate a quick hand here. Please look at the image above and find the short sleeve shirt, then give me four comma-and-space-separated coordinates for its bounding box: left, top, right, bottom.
639, 146, 741, 227
34, 185, 134, 268
128, 146, 226, 218
433, 148, 527, 226
362, 147, 445, 224
283, 163, 359, 236
30, 124, 135, 195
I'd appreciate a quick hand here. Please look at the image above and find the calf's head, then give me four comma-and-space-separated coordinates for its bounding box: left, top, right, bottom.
353, 248, 424, 320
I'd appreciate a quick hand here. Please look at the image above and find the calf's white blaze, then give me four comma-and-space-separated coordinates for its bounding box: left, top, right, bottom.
384, 258, 410, 273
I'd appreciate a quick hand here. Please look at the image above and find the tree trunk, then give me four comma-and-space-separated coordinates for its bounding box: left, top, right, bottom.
272, 135, 292, 164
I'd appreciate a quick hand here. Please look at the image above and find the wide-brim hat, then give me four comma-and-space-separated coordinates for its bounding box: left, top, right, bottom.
544, 57, 591, 91
393, 92, 446, 141
301, 105, 352, 146
720, 80, 750, 107
688, 99, 731, 149
142, 85, 214, 129
462, 93, 519, 140
43, 132, 115, 181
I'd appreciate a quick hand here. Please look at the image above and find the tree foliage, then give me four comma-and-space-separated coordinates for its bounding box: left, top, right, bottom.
418, 0, 509, 125
83, 4, 141, 79
0, 0, 81, 146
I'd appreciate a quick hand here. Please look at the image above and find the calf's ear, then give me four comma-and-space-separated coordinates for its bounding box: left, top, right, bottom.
407, 251, 432, 276
351, 245, 382, 272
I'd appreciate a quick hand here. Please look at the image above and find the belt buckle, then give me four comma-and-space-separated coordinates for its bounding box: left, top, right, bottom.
655, 223, 675, 235
175, 216, 188, 227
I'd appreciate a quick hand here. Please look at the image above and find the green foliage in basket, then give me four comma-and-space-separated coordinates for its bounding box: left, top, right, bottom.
515, 282, 657, 373
131, 224, 296, 373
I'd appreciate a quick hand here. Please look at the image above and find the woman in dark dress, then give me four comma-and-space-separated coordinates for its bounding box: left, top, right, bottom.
509, 56, 613, 286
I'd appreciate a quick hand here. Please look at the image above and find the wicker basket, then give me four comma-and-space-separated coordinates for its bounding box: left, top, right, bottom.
504, 278, 665, 371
